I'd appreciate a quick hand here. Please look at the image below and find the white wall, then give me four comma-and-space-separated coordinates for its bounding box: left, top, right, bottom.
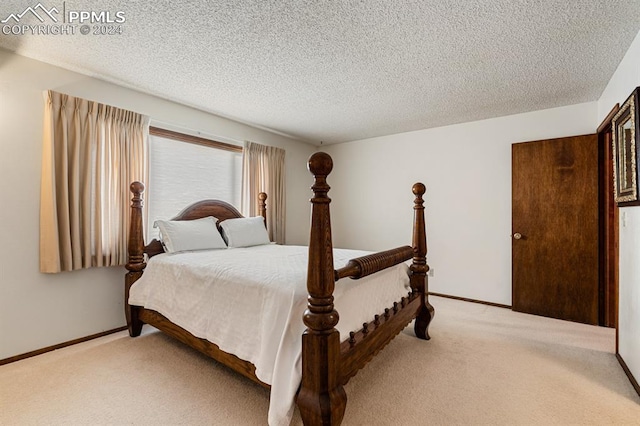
0, 49, 315, 359
325, 102, 598, 306
598, 30, 640, 387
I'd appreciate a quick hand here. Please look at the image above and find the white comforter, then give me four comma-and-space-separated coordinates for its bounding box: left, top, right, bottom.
128, 244, 410, 425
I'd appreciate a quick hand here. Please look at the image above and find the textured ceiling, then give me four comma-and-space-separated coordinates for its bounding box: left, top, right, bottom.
1, 1, 639, 144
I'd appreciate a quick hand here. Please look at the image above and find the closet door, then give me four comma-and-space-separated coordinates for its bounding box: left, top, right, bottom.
512, 134, 599, 325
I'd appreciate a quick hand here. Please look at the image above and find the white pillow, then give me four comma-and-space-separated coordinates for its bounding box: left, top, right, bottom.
219, 216, 270, 248
154, 216, 227, 253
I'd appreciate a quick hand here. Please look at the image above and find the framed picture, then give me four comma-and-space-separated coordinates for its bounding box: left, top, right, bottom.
612, 87, 640, 206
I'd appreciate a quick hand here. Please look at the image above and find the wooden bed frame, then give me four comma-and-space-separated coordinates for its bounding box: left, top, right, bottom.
125, 151, 434, 425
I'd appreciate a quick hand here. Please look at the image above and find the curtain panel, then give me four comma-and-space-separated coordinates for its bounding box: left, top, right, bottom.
40, 91, 149, 273
242, 141, 286, 244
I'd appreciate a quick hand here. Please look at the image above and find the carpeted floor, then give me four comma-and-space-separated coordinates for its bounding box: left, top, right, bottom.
1, 296, 639, 425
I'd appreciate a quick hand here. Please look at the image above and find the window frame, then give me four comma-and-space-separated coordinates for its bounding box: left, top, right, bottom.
149, 126, 243, 153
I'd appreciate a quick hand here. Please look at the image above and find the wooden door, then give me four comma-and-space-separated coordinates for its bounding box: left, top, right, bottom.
512, 134, 599, 325
597, 105, 620, 328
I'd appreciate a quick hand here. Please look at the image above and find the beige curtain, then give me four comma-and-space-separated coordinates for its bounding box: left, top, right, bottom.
40, 91, 149, 273
242, 141, 286, 244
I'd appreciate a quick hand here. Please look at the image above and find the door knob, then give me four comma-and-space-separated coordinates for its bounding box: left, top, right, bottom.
513, 232, 522, 240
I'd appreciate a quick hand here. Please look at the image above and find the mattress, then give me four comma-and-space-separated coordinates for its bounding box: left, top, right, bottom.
128, 244, 410, 425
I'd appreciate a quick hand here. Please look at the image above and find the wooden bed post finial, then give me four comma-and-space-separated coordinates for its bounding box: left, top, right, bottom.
410, 182, 434, 340
125, 181, 146, 337
297, 152, 347, 426
258, 192, 267, 230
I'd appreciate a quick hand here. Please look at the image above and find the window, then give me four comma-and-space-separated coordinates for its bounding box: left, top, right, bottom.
147, 127, 242, 239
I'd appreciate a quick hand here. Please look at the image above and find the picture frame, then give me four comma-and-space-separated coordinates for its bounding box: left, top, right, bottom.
612, 87, 640, 206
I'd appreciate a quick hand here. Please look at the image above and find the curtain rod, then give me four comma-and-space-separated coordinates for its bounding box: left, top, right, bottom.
149, 118, 244, 147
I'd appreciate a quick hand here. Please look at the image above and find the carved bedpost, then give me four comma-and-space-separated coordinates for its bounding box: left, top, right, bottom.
410, 183, 434, 340
124, 181, 146, 337
258, 192, 267, 230
297, 152, 347, 426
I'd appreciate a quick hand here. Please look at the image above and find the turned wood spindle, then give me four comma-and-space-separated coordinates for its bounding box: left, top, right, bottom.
126, 181, 146, 273
125, 181, 146, 337
410, 182, 435, 340
258, 192, 268, 229
297, 152, 347, 426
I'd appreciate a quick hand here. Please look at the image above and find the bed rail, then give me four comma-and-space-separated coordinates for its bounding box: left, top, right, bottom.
334, 246, 414, 281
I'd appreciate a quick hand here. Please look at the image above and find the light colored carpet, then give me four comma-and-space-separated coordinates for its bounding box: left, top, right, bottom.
1, 296, 639, 425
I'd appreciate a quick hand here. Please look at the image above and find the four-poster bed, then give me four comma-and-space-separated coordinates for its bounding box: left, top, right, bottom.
124, 151, 434, 425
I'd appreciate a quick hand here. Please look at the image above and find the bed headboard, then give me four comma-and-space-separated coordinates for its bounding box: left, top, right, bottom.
126, 182, 267, 259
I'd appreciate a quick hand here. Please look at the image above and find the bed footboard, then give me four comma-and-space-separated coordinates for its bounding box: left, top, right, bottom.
297, 152, 432, 426
337, 183, 432, 384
